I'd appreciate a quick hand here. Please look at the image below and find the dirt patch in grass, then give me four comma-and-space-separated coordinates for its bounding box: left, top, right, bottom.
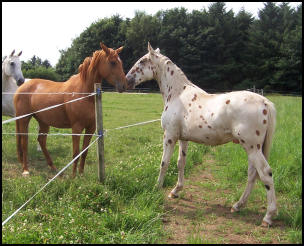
162, 155, 290, 244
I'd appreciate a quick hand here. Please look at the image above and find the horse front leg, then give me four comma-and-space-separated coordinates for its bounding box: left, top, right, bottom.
169, 140, 188, 198
78, 126, 95, 175
156, 132, 177, 189
71, 126, 83, 178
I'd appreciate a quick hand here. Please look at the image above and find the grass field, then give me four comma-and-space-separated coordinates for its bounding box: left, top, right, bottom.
2, 93, 302, 243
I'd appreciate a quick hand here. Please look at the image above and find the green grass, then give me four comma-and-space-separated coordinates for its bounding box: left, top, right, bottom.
2, 92, 207, 244
2, 93, 302, 243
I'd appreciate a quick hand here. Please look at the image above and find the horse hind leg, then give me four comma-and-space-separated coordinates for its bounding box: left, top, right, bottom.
231, 162, 258, 212
249, 150, 277, 226
16, 117, 31, 176
37, 121, 57, 172
169, 140, 188, 198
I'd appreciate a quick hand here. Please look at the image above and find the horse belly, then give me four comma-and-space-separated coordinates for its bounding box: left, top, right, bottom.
35, 109, 71, 128
181, 124, 233, 146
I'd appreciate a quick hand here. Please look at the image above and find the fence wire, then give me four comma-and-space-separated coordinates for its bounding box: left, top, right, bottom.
2, 118, 161, 227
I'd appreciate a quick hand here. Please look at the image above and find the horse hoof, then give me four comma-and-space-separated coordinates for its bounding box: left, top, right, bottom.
261, 221, 271, 228
168, 192, 178, 199
22, 171, 30, 176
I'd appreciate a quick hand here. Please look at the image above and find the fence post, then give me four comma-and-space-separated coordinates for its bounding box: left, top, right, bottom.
95, 83, 105, 183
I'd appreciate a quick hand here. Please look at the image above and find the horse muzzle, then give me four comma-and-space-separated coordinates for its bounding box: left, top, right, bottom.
17, 78, 25, 86
115, 81, 127, 93
126, 75, 136, 90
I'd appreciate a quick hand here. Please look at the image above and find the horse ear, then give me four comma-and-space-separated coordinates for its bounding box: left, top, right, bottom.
100, 42, 110, 56
10, 50, 15, 57
18, 51, 22, 56
155, 48, 160, 53
147, 42, 155, 55
116, 46, 123, 54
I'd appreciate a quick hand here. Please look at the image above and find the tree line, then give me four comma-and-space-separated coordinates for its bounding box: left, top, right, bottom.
22, 2, 302, 94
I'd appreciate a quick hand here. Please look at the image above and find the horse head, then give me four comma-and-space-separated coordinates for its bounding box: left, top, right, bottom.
126, 42, 160, 89
3, 50, 25, 86
83, 42, 127, 93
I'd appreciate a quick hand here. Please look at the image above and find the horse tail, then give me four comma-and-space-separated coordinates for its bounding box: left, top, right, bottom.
16, 119, 23, 163
262, 101, 276, 161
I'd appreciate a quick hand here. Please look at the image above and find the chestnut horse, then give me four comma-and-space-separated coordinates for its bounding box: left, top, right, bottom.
126, 43, 277, 226
14, 42, 127, 177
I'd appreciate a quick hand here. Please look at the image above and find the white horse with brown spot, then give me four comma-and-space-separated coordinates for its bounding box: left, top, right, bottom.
126, 43, 277, 227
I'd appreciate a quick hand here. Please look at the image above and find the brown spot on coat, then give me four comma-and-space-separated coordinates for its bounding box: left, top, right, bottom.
167, 94, 172, 102
241, 139, 245, 143
198, 105, 202, 109
263, 119, 267, 124
199, 125, 202, 128
167, 67, 169, 72
192, 94, 197, 102
208, 125, 212, 129
211, 113, 214, 116
165, 106, 168, 111
183, 86, 186, 90
182, 151, 186, 156
251, 145, 253, 149
168, 139, 172, 144
256, 130, 260, 136
257, 144, 261, 149
189, 103, 191, 107
233, 139, 239, 144
263, 109, 267, 115
161, 161, 165, 167
171, 70, 174, 75
265, 185, 270, 190
226, 100, 230, 104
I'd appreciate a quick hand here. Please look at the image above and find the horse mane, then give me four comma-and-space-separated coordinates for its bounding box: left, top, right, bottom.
159, 54, 189, 82
78, 50, 105, 83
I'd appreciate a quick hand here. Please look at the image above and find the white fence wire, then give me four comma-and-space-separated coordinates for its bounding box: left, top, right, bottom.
2, 88, 162, 226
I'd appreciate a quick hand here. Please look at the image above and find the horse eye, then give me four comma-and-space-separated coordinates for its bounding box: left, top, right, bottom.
110, 61, 116, 66
10, 62, 15, 66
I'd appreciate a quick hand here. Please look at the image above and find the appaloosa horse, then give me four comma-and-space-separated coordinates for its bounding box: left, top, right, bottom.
126, 43, 277, 227
14, 42, 127, 177
2, 50, 25, 117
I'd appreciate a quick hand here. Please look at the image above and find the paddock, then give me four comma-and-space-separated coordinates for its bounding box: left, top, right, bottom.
2, 92, 302, 243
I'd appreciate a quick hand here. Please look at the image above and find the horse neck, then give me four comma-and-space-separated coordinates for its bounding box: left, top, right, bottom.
2, 68, 18, 93
154, 57, 192, 101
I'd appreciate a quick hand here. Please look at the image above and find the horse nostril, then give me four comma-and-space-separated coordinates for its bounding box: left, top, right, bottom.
17, 78, 24, 86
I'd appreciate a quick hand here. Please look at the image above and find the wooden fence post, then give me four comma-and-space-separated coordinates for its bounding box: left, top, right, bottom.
95, 83, 105, 183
